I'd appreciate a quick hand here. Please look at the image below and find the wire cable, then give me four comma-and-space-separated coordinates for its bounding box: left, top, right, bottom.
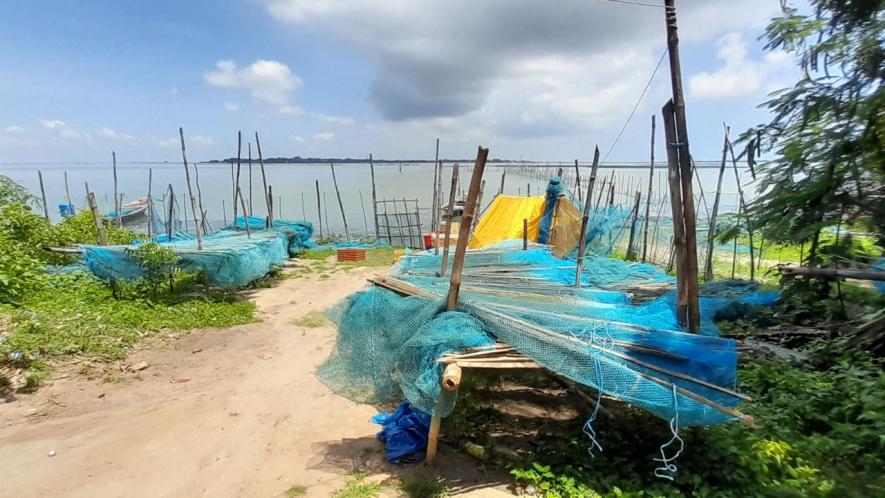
601, 48, 668, 164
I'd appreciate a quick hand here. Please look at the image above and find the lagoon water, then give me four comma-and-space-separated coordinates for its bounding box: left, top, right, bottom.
0, 161, 754, 237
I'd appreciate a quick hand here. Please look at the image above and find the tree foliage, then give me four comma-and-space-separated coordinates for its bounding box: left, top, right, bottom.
744, 0, 884, 264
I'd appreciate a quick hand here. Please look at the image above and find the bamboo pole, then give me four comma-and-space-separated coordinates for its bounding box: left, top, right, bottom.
230, 160, 236, 222
86, 190, 107, 245
499, 171, 506, 195
435, 159, 444, 253
268, 185, 274, 224
575, 147, 600, 286
523, 218, 528, 250
439, 164, 459, 277
234, 132, 242, 223
315, 180, 323, 241
359, 190, 369, 238
780, 266, 885, 282
725, 127, 755, 281
401, 198, 415, 247
446, 146, 489, 310
301, 192, 306, 220
248, 142, 253, 216
179, 128, 203, 250
329, 162, 350, 240
664, 0, 701, 332
574, 159, 582, 203
369, 154, 379, 241
472, 179, 485, 233
236, 187, 251, 238
704, 128, 730, 281
323, 192, 330, 238
193, 160, 208, 233
147, 168, 153, 239
111, 152, 122, 226
222, 200, 227, 227
432, 138, 440, 237
37, 170, 50, 222
662, 101, 688, 326
166, 184, 174, 240
641, 115, 656, 262
63, 171, 73, 214
255, 132, 272, 227
626, 191, 642, 260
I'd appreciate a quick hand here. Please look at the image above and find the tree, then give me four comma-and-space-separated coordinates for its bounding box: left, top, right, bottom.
743, 0, 884, 266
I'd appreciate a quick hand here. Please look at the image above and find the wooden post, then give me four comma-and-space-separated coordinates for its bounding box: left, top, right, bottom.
725, 127, 755, 281
439, 164, 459, 277
222, 200, 227, 227
254, 132, 273, 227
527, 182, 530, 197
330, 162, 350, 240
472, 179, 485, 233
37, 170, 50, 222
236, 187, 251, 238
301, 192, 306, 220
166, 184, 174, 240
234, 132, 242, 223
446, 147, 489, 310
435, 159, 444, 254
401, 198, 415, 247
315, 180, 324, 241
432, 138, 440, 238
523, 218, 528, 250
85, 184, 107, 246
248, 142, 253, 216
359, 191, 370, 238
323, 192, 330, 238
230, 160, 236, 222
662, 101, 689, 327
641, 115, 656, 262
111, 152, 122, 226
704, 128, 730, 281
499, 171, 506, 195
626, 191, 642, 260
268, 185, 274, 225
369, 154, 379, 241
179, 128, 203, 250
575, 147, 600, 286
147, 168, 153, 239
664, 0, 700, 332
574, 159, 582, 203
63, 171, 73, 214
193, 160, 208, 233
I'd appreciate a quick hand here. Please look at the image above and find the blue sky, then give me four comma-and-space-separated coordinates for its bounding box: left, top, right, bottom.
0, 0, 797, 163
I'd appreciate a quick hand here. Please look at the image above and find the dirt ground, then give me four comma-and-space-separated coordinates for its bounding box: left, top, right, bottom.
0, 259, 511, 497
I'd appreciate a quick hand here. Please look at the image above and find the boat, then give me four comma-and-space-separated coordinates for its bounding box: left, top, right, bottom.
106, 197, 150, 226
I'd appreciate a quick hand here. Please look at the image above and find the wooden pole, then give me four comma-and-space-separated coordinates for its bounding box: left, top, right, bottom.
268, 186, 274, 225
499, 171, 506, 195
230, 160, 236, 222
234, 132, 242, 223
439, 164, 459, 277
400, 198, 415, 247
523, 218, 528, 250
236, 187, 251, 238
779, 266, 885, 282
435, 159, 444, 253
166, 184, 174, 240
369, 154, 379, 241
575, 147, 600, 286
725, 127, 755, 281
248, 142, 253, 216
315, 180, 323, 241
222, 200, 227, 227
329, 162, 350, 240
193, 160, 208, 233
641, 114, 656, 262
626, 191, 642, 260
662, 100, 688, 326
359, 191, 370, 238
472, 179, 485, 233
110, 152, 121, 226
301, 192, 306, 220
179, 128, 203, 250
446, 146, 488, 311
63, 171, 73, 214
254, 132, 272, 227
704, 128, 730, 281
147, 168, 153, 239
85, 183, 107, 246
664, 0, 700, 332
574, 159, 582, 203
323, 192, 330, 238
37, 170, 50, 222
432, 138, 440, 237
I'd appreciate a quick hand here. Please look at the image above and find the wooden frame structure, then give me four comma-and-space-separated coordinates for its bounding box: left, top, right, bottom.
374, 198, 423, 248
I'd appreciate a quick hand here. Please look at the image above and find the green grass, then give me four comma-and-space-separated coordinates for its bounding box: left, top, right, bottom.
332, 473, 383, 498
298, 248, 335, 261
399, 474, 449, 498
0, 272, 256, 387
284, 484, 308, 497
293, 310, 330, 328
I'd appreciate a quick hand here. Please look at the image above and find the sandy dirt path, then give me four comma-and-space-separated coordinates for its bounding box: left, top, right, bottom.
0, 260, 509, 497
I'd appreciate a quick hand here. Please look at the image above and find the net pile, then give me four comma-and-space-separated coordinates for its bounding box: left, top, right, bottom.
81, 218, 313, 287
318, 246, 770, 427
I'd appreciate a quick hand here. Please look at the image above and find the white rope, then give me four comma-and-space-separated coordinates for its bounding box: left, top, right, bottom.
653, 384, 685, 480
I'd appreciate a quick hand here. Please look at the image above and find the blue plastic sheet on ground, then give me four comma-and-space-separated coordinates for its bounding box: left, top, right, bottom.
370, 401, 431, 464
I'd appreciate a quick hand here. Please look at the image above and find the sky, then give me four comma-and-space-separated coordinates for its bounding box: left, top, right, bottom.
0, 0, 799, 164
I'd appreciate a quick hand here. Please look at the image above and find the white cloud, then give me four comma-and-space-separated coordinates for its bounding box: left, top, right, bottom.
291, 135, 305, 143
689, 32, 791, 99
205, 59, 303, 113
280, 104, 305, 116
98, 126, 135, 142
224, 102, 240, 111
191, 135, 215, 146
157, 137, 179, 148
262, 0, 782, 140
39, 119, 65, 130
4, 125, 23, 135
313, 113, 354, 125
313, 132, 335, 141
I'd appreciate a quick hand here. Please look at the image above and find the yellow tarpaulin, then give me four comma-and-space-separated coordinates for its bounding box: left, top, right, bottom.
548, 196, 583, 258
468, 195, 546, 249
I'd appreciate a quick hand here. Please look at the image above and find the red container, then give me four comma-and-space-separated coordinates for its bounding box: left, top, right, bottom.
423, 233, 433, 249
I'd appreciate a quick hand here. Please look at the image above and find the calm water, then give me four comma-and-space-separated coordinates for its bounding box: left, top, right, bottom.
0, 161, 756, 236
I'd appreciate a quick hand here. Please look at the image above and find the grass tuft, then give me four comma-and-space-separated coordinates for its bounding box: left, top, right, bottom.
399, 474, 449, 498
284, 484, 308, 497
293, 311, 330, 328
332, 473, 383, 498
